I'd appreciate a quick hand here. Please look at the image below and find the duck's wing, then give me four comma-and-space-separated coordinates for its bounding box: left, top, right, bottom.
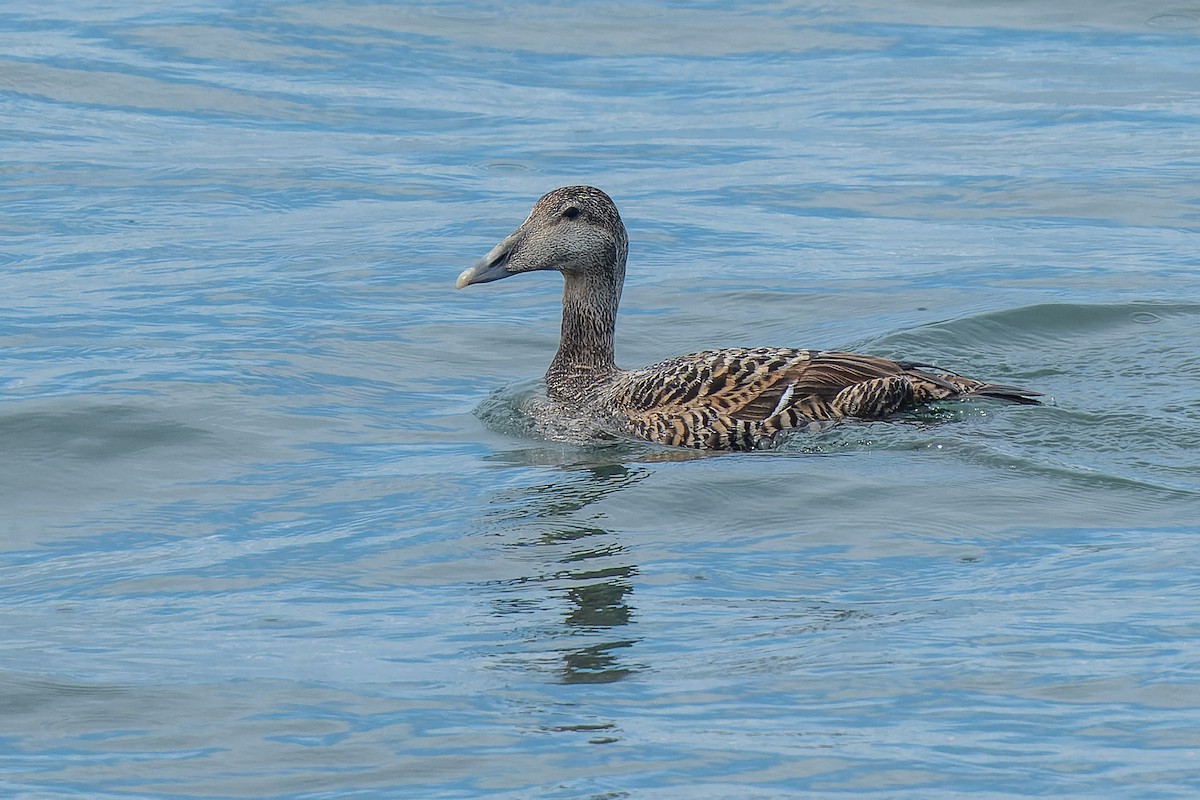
728, 351, 964, 420
612, 348, 946, 417
607, 348, 1039, 449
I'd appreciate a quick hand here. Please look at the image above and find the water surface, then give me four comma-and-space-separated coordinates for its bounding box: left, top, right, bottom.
2, 1, 1200, 798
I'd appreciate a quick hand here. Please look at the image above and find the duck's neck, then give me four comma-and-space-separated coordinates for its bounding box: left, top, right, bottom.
547, 267, 624, 396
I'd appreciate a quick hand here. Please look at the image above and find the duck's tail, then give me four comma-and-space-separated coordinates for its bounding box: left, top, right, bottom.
900, 362, 1043, 406
966, 382, 1043, 405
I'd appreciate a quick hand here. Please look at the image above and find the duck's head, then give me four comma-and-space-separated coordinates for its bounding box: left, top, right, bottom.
456, 186, 628, 290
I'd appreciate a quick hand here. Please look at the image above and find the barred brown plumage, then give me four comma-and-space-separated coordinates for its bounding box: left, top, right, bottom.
457, 186, 1041, 451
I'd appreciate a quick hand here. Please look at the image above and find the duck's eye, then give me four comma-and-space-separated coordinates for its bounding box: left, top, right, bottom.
561, 206, 581, 220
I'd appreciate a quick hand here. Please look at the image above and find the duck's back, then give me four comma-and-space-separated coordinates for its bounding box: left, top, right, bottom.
593, 347, 1038, 450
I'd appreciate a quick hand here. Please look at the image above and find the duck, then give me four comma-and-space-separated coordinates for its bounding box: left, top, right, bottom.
457, 186, 1040, 451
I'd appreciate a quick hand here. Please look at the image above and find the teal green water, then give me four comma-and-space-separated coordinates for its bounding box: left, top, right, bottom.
2, 2, 1199, 798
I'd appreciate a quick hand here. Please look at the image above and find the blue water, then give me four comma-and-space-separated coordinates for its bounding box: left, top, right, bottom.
3, 2, 1200, 798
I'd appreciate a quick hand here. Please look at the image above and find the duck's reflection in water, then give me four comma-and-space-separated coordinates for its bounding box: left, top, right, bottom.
559, 564, 636, 684
478, 454, 648, 684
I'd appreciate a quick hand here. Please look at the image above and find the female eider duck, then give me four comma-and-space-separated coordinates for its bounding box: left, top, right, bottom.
457, 186, 1039, 451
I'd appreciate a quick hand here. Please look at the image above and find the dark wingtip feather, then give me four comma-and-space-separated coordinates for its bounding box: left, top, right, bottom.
971, 384, 1043, 405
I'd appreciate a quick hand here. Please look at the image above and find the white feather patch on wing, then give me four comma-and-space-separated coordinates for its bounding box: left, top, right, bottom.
769, 381, 796, 417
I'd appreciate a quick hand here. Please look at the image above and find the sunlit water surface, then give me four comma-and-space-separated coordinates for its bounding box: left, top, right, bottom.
2, 2, 1200, 798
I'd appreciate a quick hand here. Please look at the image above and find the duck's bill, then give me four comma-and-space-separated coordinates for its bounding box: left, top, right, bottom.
456, 245, 513, 289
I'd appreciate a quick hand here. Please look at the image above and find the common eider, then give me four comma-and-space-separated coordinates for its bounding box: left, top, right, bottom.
457, 186, 1039, 451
